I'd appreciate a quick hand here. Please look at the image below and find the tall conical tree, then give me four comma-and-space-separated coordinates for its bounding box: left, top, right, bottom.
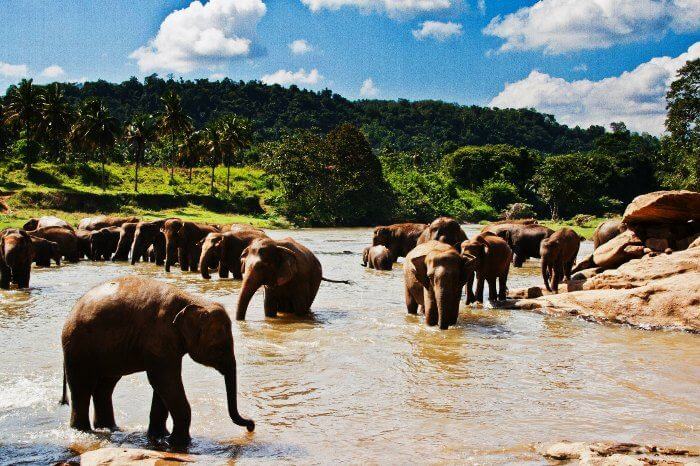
71, 98, 120, 190
125, 113, 156, 192
158, 90, 193, 183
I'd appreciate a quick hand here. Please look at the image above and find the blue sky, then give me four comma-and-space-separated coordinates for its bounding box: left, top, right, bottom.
1, 0, 699, 134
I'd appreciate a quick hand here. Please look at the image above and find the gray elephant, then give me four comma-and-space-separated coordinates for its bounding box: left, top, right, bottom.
199, 227, 268, 280
1, 229, 33, 289
417, 217, 467, 249
362, 245, 392, 270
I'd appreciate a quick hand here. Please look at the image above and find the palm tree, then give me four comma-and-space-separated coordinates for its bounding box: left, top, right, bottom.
203, 122, 225, 196
37, 83, 74, 162
219, 115, 252, 193
125, 114, 156, 192
158, 90, 193, 183
179, 130, 205, 183
71, 98, 120, 190
4, 79, 42, 151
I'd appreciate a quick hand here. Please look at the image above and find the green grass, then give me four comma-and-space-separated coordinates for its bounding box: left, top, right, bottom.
541, 217, 609, 240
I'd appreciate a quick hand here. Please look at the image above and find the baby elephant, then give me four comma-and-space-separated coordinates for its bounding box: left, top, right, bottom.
404, 240, 469, 330
461, 233, 513, 303
540, 227, 584, 293
61, 276, 254, 446
362, 245, 392, 270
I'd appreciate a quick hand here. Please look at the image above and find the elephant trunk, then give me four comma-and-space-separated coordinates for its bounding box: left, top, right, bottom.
541, 260, 551, 292
223, 363, 255, 432
236, 269, 264, 321
436, 285, 459, 330
199, 247, 216, 280
130, 238, 142, 265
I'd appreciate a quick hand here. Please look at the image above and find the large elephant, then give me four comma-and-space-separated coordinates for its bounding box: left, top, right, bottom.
30, 236, 61, 267
131, 219, 169, 265
199, 228, 268, 280
362, 245, 392, 270
483, 223, 554, 267
75, 230, 92, 260
417, 217, 468, 249
23, 216, 74, 232
460, 233, 512, 303
0, 229, 33, 289
593, 219, 624, 249
403, 240, 469, 330
111, 223, 137, 262
78, 216, 139, 231
61, 276, 254, 446
90, 227, 121, 261
162, 220, 219, 273
28, 226, 80, 263
236, 237, 322, 320
540, 227, 583, 293
372, 223, 427, 262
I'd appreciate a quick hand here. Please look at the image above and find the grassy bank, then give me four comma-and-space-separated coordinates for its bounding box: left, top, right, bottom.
541, 217, 609, 239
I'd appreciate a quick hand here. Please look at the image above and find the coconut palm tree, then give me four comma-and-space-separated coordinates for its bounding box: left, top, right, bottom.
125, 114, 157, 192
37, 83, 74, 162
71, 98, 120, 190
158, 90, 193, 183
179, 130, 205, 183
202, 122, 225, 196
4, 79, 42, 144
219, 115, 252, 193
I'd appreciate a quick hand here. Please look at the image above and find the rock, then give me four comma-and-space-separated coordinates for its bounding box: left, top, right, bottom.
645, 237, 669, 252
690, 237, 700, 249
77, 448, 198, 465
508, 246, 700, 332
571, 267, 604, 281
537, 441, 698, 465
592, 229, 645, 270
623, 190, 700, 224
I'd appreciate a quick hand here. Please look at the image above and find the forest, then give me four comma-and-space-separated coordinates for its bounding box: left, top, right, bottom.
0, 58, 698, 226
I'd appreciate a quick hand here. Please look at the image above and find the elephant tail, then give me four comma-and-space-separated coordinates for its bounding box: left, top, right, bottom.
60, 364, 69, 406
322, 277, 352, 285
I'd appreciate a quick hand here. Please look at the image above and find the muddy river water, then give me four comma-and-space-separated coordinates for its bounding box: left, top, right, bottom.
0, 226, 698, 464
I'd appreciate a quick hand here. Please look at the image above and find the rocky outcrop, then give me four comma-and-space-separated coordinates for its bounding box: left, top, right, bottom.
71, 448, 199, 465
508, 246, 700, 332
623, 190, 700, 224
536, 441, 699, 465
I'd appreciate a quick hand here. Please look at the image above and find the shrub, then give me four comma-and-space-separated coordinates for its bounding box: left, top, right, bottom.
479, 180, 520, 212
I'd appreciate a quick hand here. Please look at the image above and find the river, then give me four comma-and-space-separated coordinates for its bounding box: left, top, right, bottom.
0, 226, 698, 464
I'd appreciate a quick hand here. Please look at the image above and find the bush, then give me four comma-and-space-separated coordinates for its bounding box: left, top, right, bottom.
479, 180, 520, 212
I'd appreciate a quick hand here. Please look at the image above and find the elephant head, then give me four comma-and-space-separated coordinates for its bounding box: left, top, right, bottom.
22, 218, 39, 231
372, 227, 392, 247
424, 217, 467, 249
460, 235, 492, 271
236, 238, 297, 321
131, 219, 166, 265
361, 246, 370, 266
172, 303, 255, 432
199, 233, 223, 279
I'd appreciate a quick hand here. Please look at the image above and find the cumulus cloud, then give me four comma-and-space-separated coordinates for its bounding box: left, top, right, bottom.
0, 62, 29, 78
484, 0, 700, 54
289, 39, 313, 55
301, 0, 453, 17
130, 0, 266, 73
261, 68, 323, 87
489, 42, 700, 134
412, 21, 462, 41
210, 72, 226, 80
360, 78, 379, 97
40, 65, 65, 79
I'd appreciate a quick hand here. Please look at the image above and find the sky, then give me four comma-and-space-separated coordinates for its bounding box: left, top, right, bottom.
0, 0, 699, 134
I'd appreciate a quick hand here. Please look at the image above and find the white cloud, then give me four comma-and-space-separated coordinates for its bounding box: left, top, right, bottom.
130, 0, 266, 73
484, 0, 700, 54
412, 21, 463, 41
359, 78, 379, 97
210, 73, 226, 80
301, 0, 453, 17
477, 0, 485, 14
489, 41, 700, 135
40, 65, 65, 79
261, 68, 323, 87
573, 63, 588, 72
0, 62, 29, 78
289, 39, 313, 55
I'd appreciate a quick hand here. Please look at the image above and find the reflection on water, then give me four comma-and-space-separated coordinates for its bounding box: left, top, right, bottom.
0, 226, 698, 464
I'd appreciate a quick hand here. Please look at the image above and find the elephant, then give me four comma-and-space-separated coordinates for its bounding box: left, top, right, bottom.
482, 223, 554, 267
75, 230, 92, 260
23, 216, 74, 232
593, 219, 624, 249
403, 240, 469, 330
236, 237, 323, 320
90, 227, 121, 261
460, 233, 513, 303
540, 227, 584, 293
77, 216, 140, 231
199, 228, 268, 280
417, 217, 468, 249
131, 219, 169, 266
28, 226, 80, 263
372, 223, 428, 263
162, 220, 220, 273
29, 236, 62, 267
0, 229, 33, 289
60, 276, 254, 446
361, 245, 392, 270
112, 223, 137, 262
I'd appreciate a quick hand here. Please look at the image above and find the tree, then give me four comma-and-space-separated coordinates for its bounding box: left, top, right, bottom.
533, 153, 598, 219
663, 58, 699, 190
38, 83, 74, 162
219, 115, 252, 192
203, 122, 225, 195
4, 79, 42, 165
158, 90, 193, 183
71, 98, 120, 190
125, 114, 157, 192
179, 130, 205, 183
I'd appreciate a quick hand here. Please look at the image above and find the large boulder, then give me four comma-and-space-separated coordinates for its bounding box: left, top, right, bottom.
536, 441, 698, 465
622, 190, 700, 224
508, 246, 700, 332
592, 229, 645, 270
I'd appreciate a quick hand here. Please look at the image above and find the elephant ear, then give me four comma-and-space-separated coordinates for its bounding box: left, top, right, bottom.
275, 246, 298, 286
475, 235, 490, 256
173, 304, 209, 349
410, 253, 430, 289
460, 253, 476, 283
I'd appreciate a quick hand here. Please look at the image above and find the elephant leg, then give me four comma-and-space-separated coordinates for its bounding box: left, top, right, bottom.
498, 273, 508, 301
405, 287, 418, 315
552, 264, 564, 293
465, 270, 475, 304
564, 260, 574, 281
487, 277, 498, 302
0, 263, 11, 289
219, 261, 230, 279
147, 391, 170, 438
92, 376, 120, 430
147, 367, 191, 447
476, 277, 485, 303
542, 263, 552, 292
68, 373, 95, 432
263, 292, 279, 318
178, 247, 189, 272
188, 248, 200, 273
424, 289, 438, 327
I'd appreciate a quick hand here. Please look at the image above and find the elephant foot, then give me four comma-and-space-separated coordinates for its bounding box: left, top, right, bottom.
167, 432, 191, 449
94, 422, 120, 432
147, 426, 170, 439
